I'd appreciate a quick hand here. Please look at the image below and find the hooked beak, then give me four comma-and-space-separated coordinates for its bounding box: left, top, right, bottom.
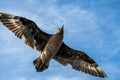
57, 24, 64, 34
60, 24, 64, 30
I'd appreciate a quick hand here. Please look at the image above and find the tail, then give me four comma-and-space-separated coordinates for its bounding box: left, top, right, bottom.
33, 57, 49, 72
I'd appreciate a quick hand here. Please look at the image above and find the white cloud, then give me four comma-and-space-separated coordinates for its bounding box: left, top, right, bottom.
48, 76, 88, 80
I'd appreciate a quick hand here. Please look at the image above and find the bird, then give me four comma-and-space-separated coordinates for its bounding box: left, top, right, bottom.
0, 12, 107, 78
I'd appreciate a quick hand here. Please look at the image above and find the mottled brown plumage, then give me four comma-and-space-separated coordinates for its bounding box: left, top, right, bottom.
0, 12, 107, 78
33, 26, 64, 72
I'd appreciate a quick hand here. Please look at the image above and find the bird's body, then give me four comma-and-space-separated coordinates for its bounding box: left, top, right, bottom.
0, 12, 107, 78
41, 28, 63, 63
34, 27, 64, 71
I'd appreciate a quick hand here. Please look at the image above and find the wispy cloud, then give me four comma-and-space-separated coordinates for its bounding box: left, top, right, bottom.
48, 76, 88, 80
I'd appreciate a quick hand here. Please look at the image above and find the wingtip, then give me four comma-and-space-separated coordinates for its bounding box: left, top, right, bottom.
96, 66, 108, 78
0, 12, 16, 19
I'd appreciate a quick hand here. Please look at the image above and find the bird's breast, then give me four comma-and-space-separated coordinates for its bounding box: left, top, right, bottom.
40, 34, 63, 63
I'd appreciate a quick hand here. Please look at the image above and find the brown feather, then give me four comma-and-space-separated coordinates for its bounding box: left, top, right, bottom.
0, 12, 51, 52
54, 43, 107, 78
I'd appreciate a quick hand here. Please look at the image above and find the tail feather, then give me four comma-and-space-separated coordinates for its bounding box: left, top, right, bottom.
33, 57, 49, 72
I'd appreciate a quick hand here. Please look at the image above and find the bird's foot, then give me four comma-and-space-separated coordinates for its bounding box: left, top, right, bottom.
33, 57, 49, 72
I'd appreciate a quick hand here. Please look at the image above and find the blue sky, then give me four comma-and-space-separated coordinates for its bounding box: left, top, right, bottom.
0, 0, 120, 80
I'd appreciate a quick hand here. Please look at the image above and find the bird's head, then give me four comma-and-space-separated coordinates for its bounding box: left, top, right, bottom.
56, 25, 64, 35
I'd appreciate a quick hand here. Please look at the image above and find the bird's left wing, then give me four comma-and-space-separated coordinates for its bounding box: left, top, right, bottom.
54, 43, 107, 78
0, 12, 51, 51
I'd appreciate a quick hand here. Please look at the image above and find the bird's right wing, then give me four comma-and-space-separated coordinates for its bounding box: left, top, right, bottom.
0, 12, 51, 51
54, 43, 107, 78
